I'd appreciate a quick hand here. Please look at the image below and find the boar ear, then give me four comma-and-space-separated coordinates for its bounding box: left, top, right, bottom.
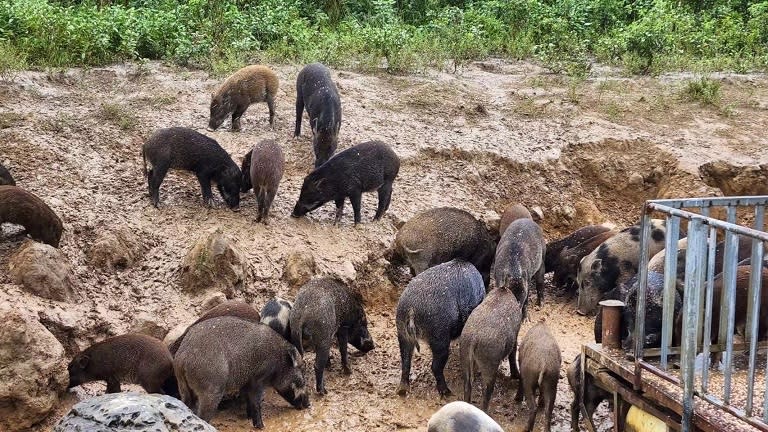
590, 259, 602, 272
77, 355, 90, 369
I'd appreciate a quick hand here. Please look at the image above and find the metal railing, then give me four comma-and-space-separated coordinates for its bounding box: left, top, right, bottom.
633, 196, 768, 432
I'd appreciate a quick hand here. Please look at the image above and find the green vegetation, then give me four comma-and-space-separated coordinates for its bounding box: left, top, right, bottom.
97, 102, 138, 130
1, 0, 767, 75
682, 77, 722, 106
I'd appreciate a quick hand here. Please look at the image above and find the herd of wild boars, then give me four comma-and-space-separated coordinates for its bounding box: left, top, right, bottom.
3, 61, 767, 432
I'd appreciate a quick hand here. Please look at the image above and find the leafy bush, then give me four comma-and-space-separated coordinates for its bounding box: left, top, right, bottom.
0, 0, 766, 75
682, 77, 722, 106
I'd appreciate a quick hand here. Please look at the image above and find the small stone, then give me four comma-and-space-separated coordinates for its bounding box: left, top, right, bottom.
129, 312, 168, 340
282, 250, 316, 288
530, 206, 545, 221
86, 225, 144, 270
628, 172, 644, 186
179, 229, 247, 296
201, 292, 227, 312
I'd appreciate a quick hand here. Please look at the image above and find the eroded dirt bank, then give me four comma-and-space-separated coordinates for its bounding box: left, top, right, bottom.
1, 59, 767, 431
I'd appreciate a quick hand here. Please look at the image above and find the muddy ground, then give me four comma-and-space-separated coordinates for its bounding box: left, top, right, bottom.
1, 59, 767, 432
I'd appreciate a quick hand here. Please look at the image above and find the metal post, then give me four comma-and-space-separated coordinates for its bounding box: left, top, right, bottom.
701, 225, 717, 394
661, 216, 681, 370
634, 211, 653, 389
745, 206, 765, 416
600, 300, 625, 349
681, 218, 708, 432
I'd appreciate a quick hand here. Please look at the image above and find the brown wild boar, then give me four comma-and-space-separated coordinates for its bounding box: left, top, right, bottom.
516, 321, 561, 432
0, 185, 63, 247
209, 65, 279, 131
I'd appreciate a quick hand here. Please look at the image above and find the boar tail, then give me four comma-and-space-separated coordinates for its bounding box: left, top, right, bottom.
405, 308, 420, 353
537, 370, 545, 387
291, 319, 305, 356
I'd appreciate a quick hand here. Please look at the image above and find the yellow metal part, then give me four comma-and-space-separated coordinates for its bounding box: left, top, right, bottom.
626, 405, 669, 432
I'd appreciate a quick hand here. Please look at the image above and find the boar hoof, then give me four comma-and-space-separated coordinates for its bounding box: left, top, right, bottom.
396, 383, 409, 396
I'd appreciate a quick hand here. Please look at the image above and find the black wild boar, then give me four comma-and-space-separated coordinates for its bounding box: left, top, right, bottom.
460, 286, 522, 411
0, 162, 15, 186
620, 271, 682, 350
515, 321, 561, 432
0, 185, 63, 247
68, 334, 174, 394
291, 140, 399, 225
294, 63, 342, 167
142, 127, 241, 210
553, 230, 617, 293
567, 354, 610, 432
577, 219, 668, 316
427, 401, 504, 432
209, 65, 279, 131
289, 278, 374, 395
491, 218, 546, 317
240, 139, 284, 223
673, 266, 768, 347
173, 317, 310, 428
169, 300, 261, 355
396, 259, 485, 397
260, 297, 293, 341
545, 225, 613, 273
499, 203, 532, 235
385, 207, 496, 287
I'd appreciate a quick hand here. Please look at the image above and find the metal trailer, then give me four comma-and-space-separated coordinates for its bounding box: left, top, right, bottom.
578, 196, 768, 432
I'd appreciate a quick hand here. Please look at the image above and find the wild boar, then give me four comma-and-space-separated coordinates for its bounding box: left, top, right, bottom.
67, 334, 174, 394
294, 63, 342, 167
208, 65, 279, 131
396, 259, 485, 397
516, 321, 561, 432
499, 203, 532, 235
545, 225, 613, 273
567, 354, 610, 432
553, 230, 617, 293
0, 162, 15, 186
427, 401, 504, 432
173, 317, 310, 428
168, 300, 261, 355
260, 297, 293, 341
142, 127, 241, 210
291, 140, 399, 225
384, 207, 496, 287
240, 139, 284, 223
0, 185, 63, 247
289, 278, 374, 395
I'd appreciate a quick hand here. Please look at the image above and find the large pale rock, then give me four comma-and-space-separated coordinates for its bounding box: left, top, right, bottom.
0, 310, 68, 431
87, 226, 144, 270
129, 312, 168, 340
53, 392, 216, 432
282, 250, 316, 288
9, 241, 77, 301
179, 229, 246, 295
699, 161, 768, 196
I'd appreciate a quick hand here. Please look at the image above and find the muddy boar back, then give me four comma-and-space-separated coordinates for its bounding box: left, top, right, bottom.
0, 186, 63, 247
294, 63, 342, 167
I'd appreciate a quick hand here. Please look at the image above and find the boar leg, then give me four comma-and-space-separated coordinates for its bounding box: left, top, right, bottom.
480, 363, 499, 412
337, 328, 352, 375
334, 197, 346, 225
314, 345, 331, 395
514, 373, 524, 402
396, 333, 415, 396
542, 378, 557, 432
349, 192, 363, 225
195, 172, 215, 207
267, 94, 276, 127
148, 163, 169, 207
294, 91, 304, 137
509, 348, 520, 379
106, 377, 121, 393
524, 382, 539, 432
374, 182, 393, 221
570, 394, 581, 432
245, 383, 266, 429
535, 265, 545, 306
262, 188, 277, 224
231, 105, 247, 132
430, 340, 452, 397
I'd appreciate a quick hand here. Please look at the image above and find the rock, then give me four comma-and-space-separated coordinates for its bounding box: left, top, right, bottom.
699, 161, 768, 196
530, 206, 544, 221
282, 250, 316, 288
628, 172, 644, 186
53, 392, 216, 432
9, 241, 77, 302
129, 312, 168, 340
550, 205, 573, 227
201, 291, 227, 312
38, 308, 82, 357
163, 320, 195, 350
334, 260, 357, 283
0, 310, 68, 431
573, 199, 606, 226
179, 229, 246, 296
87, 226, 144, 270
